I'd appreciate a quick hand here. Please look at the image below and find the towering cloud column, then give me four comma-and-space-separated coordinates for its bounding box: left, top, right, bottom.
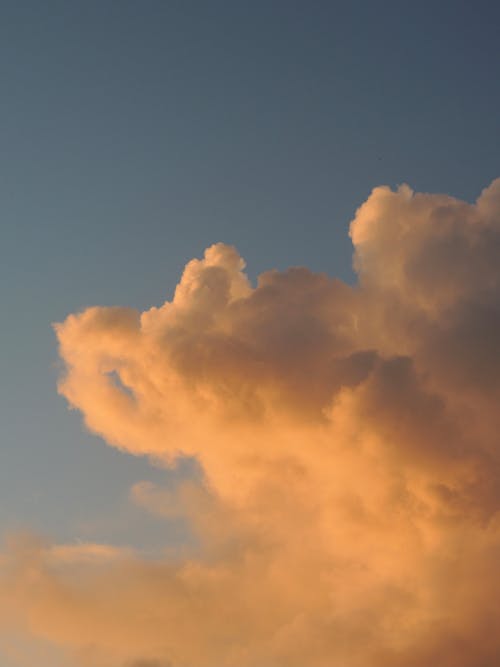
2, 179, 500, 667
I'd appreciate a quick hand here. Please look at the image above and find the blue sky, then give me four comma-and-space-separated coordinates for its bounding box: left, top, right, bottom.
0, 0, 498, 550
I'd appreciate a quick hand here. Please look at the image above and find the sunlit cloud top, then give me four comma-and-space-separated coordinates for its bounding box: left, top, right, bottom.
2, 179, 500, 667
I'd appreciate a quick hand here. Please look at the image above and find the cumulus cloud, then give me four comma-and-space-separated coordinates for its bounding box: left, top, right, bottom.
2, 179, 500, 666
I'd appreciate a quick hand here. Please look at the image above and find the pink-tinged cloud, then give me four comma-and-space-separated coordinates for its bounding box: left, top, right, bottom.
2, 179, 500, 667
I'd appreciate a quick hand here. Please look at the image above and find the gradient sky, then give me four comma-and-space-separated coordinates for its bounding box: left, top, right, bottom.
1, 0, 499, 593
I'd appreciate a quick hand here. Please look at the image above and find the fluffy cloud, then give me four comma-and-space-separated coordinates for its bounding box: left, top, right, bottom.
2, 179, 500, 666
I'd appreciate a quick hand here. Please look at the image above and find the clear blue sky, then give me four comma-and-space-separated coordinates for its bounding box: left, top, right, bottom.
0, 1, 498, 548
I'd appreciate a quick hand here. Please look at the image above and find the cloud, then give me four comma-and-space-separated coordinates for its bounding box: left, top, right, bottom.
2, 179, 500, 666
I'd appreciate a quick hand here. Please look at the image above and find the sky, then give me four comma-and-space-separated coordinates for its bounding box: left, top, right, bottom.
0, 2, 499, 666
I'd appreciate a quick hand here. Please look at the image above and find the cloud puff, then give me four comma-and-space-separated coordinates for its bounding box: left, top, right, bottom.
2, 179, 500, 667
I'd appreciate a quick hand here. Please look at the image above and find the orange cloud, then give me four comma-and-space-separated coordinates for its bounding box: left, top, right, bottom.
2, 179, 500, 666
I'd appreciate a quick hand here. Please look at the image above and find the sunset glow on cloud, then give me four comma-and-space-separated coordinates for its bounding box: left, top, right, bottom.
3, 180, 500, 666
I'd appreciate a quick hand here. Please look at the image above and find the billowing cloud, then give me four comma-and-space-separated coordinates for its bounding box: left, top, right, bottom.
2, 179, 500, 666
